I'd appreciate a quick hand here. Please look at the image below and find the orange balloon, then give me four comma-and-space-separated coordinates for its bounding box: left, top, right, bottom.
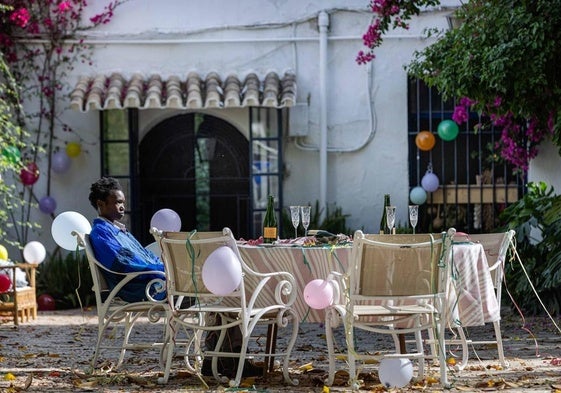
415, 131, 436, 151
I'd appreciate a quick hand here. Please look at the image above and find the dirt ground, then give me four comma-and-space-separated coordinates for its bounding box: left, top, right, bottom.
1, 307, 561, 392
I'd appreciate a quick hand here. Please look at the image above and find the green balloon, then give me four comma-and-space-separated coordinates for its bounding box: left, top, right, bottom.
437, 120, 459, 141
1, 146, 21, 164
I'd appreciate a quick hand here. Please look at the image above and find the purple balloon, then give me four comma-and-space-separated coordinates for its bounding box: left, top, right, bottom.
150, 208, 181, 231
39, 196, 57, 214
51, 151, 71, 174
421, 172, 440, 192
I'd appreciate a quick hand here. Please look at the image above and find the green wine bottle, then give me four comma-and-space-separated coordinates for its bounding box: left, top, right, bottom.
263, 195, 278, 243
379, 194, 391, 234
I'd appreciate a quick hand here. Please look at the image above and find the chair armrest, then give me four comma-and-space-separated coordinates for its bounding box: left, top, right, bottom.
95, 262, 166, 304
244, 268, 298, 310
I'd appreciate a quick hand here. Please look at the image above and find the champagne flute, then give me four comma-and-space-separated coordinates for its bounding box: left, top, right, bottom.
300, 205, 311, 237
385, 206, 396, 234
289, 206, 300, 239
409, 205, 419, 234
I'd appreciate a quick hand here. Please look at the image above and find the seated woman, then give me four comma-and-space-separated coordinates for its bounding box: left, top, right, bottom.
88, 177, 164, 303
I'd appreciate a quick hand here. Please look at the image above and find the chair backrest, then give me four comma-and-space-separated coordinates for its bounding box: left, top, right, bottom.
351, 229, 456, 299
457, 230, 515, 290
74, 231, 110, 307
152, 228, 243, 300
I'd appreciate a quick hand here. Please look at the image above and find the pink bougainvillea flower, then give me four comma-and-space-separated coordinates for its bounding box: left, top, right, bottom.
9, 8, 31, 28
58, 1, 72, 13
452, 105, 468, 125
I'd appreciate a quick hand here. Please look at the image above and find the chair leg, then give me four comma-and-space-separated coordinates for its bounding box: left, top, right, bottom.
158, 326, 176, 384
280, 311, 299, 386
324, 309, 340, 386
455, 326, 470, 371
265, 323, 278, 374
493, 320, 508, 368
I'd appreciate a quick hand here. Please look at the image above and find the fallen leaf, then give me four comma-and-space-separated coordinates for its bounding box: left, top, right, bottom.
3, 372, 16, 381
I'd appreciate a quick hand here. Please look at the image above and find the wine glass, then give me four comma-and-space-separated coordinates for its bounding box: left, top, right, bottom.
385, 206, 396, 234
300, 205, 311, 237
409, 205, 419, 234
289, 206, 300, 239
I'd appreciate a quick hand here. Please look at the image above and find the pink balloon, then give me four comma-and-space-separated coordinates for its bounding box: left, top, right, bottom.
0, 274, 11, 293
202, 246, 242, 296
150, 208, 181, 232
304, 279, 334, 310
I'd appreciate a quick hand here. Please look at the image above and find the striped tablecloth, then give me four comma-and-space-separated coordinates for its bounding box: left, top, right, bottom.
238, 244, 350, 323
448, 242, 501, 327
238, 241, 500, 326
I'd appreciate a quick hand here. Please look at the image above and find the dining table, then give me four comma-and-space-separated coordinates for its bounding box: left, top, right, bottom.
237, 239, 500, 327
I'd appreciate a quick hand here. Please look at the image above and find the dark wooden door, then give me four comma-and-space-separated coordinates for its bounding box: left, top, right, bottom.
138, 114, 249, 244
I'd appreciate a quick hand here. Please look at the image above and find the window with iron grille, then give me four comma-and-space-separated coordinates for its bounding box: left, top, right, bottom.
407, 78, 525, 234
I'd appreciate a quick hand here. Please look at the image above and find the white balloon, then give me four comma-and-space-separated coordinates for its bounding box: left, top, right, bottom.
379, 358, 413, 388
51, 211, 92, 251
23, 241, 46, 264
145, 242, 161, 258
202, 246, 242, 296
150, 208, 181, 232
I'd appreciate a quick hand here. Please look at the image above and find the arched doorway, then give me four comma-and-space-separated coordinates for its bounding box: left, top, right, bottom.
138, 113, 250, 244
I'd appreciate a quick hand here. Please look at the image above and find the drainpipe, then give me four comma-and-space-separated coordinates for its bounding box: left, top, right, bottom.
318, 10, 329, 220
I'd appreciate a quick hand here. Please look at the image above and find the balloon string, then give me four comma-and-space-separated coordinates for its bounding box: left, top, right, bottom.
185, 230, 200, 308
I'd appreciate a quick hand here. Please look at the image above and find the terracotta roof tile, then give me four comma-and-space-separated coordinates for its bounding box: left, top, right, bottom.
70, 71, 296, 112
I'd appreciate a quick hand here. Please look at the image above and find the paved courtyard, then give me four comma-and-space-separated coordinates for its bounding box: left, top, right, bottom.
1, 308, 560, 392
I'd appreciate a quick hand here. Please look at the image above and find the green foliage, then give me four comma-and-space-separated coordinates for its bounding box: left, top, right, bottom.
0, 51, 32, 249
407, 0, 561, 154
499, 181, 561, 315
281, 200, 352, 238
37, 250, 94, 310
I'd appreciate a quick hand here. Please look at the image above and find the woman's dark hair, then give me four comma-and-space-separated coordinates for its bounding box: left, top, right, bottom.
88, 177, 122, 209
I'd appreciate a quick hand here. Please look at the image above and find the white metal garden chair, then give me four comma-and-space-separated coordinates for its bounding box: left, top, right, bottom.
73, 231, 167, 369
324, 228, 456, 389
150, 227, 299, 387
444, 230, 516, 370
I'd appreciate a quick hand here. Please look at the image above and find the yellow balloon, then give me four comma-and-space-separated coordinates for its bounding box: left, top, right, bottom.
0, 245, 8, 261
65, 142, 82, 158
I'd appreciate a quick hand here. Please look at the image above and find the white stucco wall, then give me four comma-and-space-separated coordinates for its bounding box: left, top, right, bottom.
13, 0, 560, 257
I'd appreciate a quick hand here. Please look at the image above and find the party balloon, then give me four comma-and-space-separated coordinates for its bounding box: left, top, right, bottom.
23, 241, 46, 264
1, 146, 21, 164
0, 245, 8, 260
304, 279, 334, 310
202, 246, 243, 296
410, 186, 427, 205
150, 208, 181, 232
51, 151, 71, 174
145, 242, 162, 258
437, 120, 459, 141
0, 274, 11, 293
65, 142, 82, 158
379, 358, 413, 388
38, 293, 56, 310
19, 162, 40, 186
421, 172, 440, 193
51, 211, 92, 250
415, 131, 436, 151
39, 196, 57, 214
